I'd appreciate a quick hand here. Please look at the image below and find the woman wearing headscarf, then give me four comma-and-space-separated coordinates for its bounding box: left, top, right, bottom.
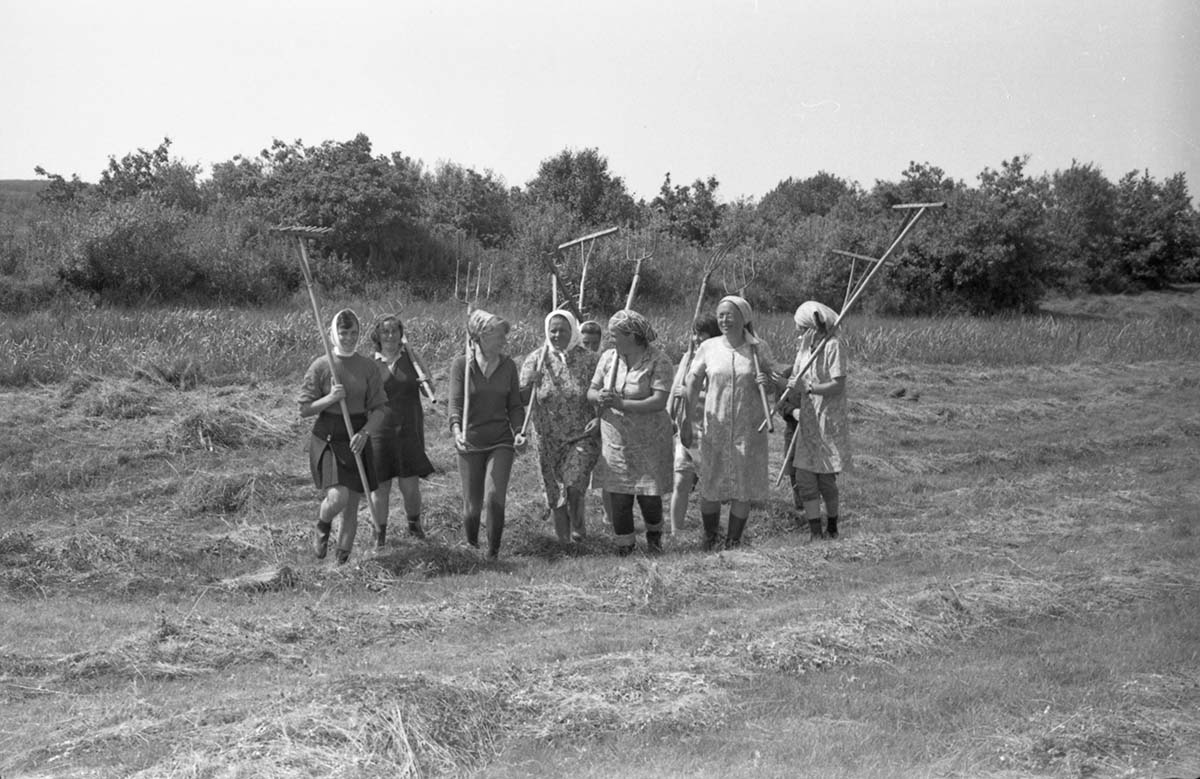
448, 309, 526, 559
520, 309, 601, 542
368, 314, 436, 548
588, 310, 674, 555
298, 309, 387, 564
684, 295, 777, 550
778, 300, 850, 540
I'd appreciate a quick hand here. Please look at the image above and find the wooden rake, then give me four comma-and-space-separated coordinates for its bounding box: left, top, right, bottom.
271, 224, 384, 532
775, 201, 945, 486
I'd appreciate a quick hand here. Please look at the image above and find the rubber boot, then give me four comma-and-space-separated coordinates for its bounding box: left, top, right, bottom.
726, 513, 748, 549
808, 518, 823, 541
313, 521, 332, 559
374, 523, 388, 550
335, 547, 351, 565
646, 531, 663, 554
701, 510, 721, 551
407, 514, 425, 540
826, 515, 839, 539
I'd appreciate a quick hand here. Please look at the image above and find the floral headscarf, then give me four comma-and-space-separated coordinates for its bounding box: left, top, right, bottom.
328, 308, 360, 357
544, 309, 582, 357
717, 295, 761, 346
608, 309, 656, 345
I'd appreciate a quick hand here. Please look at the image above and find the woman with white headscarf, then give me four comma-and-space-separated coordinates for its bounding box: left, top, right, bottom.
778, 300, 850, 540
520, 309, 601, 542
298, 308, 387, 564
684, 295, 777, 549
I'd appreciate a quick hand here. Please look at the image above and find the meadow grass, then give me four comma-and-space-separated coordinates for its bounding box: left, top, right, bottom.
1, 286, 1199, 777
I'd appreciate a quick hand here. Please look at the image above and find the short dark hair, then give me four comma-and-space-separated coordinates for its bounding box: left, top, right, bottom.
368, 314, 403, 352
580, 320, 602, 335
693, 313, 720, 340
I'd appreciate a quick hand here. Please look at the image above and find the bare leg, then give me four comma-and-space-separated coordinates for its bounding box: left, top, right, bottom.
670, 471, 692, 534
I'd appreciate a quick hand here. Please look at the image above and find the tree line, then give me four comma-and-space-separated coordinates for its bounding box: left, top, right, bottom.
2, 134, 1197, 315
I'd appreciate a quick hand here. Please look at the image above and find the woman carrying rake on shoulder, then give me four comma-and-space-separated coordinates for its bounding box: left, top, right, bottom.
298, 309, 387, 564
448, 310, 526, 559
588, 310, 674, 555
779, 300, 850, 540
368, 314, 436, 549
520, 309, 601, 543
684, 295, 777, 550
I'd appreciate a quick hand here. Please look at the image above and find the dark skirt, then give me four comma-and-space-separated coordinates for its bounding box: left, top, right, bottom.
370, 426, 435, 481
309, 412, 378, 493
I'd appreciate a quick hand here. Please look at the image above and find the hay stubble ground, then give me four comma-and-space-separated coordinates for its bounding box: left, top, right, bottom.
1, 298, 1199, 778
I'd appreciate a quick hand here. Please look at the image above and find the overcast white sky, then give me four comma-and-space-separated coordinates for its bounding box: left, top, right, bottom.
2, 0, 1197, 201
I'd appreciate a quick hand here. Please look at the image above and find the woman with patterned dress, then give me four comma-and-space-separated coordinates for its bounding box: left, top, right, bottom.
298, 309, 387, 564
778, 300, 851, 540
368, 314, 436, 549
588, 310, 674, 555
520, 310, 601, 542
448, 310, 527, 559
684, 296, 777, 550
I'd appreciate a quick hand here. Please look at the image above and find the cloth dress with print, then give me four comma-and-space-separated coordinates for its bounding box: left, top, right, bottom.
790, 335, 851, 473
589, 347, 674, 496
520, 345, 601, 509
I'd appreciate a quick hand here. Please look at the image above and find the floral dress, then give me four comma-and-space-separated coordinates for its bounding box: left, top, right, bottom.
520, 345, 601, 508
589, 347, 674, 496
687, 338, 775, 501
790, 335, 851, 473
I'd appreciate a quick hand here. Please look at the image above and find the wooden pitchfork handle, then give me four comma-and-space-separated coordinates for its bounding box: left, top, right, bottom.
519, 344, 548, 439
753, 345, 774, 433
402, 335, 439, 412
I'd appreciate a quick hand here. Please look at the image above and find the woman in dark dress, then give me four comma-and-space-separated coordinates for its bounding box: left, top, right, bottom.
368, 314, 436, 548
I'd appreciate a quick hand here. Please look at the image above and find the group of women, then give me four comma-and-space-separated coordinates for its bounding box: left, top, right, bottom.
297, 298, 850, 563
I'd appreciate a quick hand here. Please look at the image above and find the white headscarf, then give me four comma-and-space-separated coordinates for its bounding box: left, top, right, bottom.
793, 301, 839, 333
717, 295, 761, 346
328, 308, 360, 357
544, 309, 582, 358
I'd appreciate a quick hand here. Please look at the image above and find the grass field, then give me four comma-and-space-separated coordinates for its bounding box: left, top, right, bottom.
1, 287, 1199, 778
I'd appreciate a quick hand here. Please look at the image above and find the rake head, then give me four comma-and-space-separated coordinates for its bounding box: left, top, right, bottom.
270, 225, 332, 238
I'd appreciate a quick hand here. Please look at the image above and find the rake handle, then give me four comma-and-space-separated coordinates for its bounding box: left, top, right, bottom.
294, 236, 383, 528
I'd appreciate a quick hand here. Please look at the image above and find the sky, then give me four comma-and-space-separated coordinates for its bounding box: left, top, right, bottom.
2, 0, 1197, 202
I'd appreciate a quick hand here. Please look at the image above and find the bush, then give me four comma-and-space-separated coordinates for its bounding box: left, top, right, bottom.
57, 198, 199, 304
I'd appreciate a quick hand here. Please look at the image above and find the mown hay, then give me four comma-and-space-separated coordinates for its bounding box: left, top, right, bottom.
175, 470, 287, 515
169, 404, 293, 452
78, 378, 159, 419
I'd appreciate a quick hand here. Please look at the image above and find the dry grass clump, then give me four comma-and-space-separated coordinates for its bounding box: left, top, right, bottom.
506, 651, 732, 741
77, 377, 160, 419
168, 404, 293, 452
358, 544, 493, 584
175, 470, 289, 515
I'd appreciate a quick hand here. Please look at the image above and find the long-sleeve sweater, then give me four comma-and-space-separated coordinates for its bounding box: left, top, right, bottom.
447, 353, 524, 452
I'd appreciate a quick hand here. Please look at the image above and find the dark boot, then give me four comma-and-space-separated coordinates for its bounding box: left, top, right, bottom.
407, 515, 425, 539
486, 505, 505, 559
701, 510, 721, 551
826, 515, 838, 539
808, 518, 823, 541
374, 523, 388, 550
646, 531, 663, 554
726, 513, 748, 549
616, 542, 636, 557
464, 515, 480, 548
335, 547, 351, 565
313, 521, 332, 559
